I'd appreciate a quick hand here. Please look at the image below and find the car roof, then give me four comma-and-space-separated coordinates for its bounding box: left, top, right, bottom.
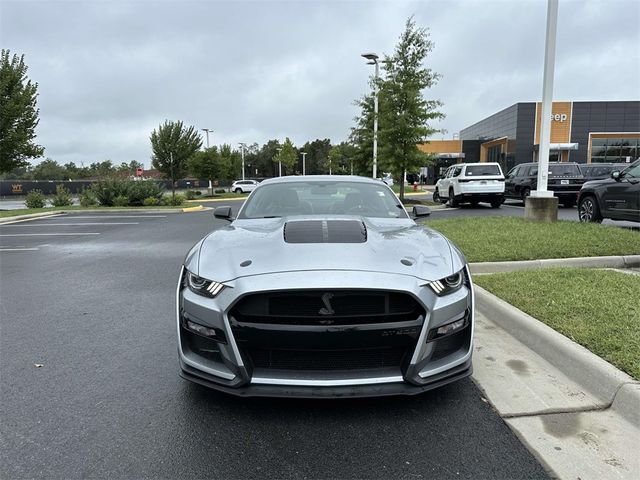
258, 175, 383, 186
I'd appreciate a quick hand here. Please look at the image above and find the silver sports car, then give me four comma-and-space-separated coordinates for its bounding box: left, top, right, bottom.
177, 175, 474, 397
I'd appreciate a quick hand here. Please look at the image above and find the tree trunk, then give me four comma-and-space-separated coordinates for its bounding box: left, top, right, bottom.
399, 167, 406, 201
171, 178, 176, 199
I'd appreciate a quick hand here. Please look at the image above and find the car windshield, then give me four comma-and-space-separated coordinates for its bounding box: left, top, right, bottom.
549, 164, 581, 176
465, 165, 502, 176
239, 180, 407, 219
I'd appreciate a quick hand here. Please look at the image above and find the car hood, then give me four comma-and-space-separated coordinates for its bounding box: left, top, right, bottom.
583, 177, 615, 188
188, 216, 461, 283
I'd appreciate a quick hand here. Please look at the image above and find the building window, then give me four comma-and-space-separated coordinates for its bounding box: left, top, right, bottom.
591, 137, 639, 163
487, 145, 502, 162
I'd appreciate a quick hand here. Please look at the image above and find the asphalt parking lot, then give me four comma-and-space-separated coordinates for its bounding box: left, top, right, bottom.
0, 211, 553, 479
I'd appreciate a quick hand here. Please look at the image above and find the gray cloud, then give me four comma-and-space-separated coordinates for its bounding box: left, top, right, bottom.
1, 0, 638, 167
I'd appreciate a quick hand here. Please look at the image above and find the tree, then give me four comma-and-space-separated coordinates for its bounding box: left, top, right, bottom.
217, 144, 241, 188
328, 142, 358, 175
150, 120, 202, 197
274, 137, 297, 176
350, 92, 379, 177
188, 147, 220, 194
377, 17, 444, 200
0, 50, 44, 173
300, 139, 331, 175
31, 158, 68, 180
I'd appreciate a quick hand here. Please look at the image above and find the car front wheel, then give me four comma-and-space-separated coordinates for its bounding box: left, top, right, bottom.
234, 188, 243, 194
578, 196, 603, 223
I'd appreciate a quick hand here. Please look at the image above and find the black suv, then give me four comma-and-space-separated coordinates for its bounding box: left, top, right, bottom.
504, 162, 585, 207
579, 163, 629, 182
577, 160, 640, 223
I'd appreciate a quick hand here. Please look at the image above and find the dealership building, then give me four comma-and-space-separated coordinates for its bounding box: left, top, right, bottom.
419, 100, 639, 181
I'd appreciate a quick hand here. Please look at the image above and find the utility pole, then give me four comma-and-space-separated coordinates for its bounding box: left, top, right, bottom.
527, 0, 559, 221
301, 152, 307, 176
276, 147, 283, 177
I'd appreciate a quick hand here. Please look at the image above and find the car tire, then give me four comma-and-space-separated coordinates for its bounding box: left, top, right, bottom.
578, 195, 603, 223
433, 189, 440, 203
521, 188, 531, 204
490, 199, 502, 208
234, 188, 242, 194
449, 188, 459, 207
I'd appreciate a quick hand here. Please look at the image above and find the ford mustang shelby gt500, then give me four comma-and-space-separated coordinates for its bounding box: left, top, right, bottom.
177, 176, 474, 397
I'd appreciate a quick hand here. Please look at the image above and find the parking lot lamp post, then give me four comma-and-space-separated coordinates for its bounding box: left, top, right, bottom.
276, 147, 283, 177
301, 152, 307, 176
361, 52, 379, 179
201, 128, 213, 149
527, 0, 559, 221
239, 142, 247, 180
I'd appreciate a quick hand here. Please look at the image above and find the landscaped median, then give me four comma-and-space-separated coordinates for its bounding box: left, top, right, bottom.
423, 216, 640, 262
474, 267, 640, 379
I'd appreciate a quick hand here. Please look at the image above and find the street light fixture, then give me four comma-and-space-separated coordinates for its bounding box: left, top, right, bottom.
238, 142, 247, 180
201, 128, 213, 149
361, 52, 379, 179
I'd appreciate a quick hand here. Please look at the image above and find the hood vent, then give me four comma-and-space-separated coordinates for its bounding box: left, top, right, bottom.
284, 220, 367, 244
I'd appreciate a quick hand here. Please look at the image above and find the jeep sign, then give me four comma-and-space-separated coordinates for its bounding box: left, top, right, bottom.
551, 113, 568, 122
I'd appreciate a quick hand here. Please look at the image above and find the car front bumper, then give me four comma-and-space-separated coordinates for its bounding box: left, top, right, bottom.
176, 267, 474, 398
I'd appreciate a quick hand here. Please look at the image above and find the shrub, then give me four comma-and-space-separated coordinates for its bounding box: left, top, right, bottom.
25, 189, 46, 209
166, 194, 185, 206
79, 188, 98, 207
215, 188, 226, 194
185, 190, 198, 200
142, 197, 161, 206
128, 180, 164, 206
194, 190, 202, 196
91, 178, 131, 206
51, 184, 73, 207
113, 195, 129, 207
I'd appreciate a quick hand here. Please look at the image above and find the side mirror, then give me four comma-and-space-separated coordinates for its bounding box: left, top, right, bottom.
412, 205, 431, 217
611, 171, 621, 181
214, 206, 233, 221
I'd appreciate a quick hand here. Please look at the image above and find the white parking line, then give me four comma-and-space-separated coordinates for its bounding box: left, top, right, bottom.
0, 233, 100, 237
0, 222, 139, 227
69, 215, 167, 219
0, 247, 39, 252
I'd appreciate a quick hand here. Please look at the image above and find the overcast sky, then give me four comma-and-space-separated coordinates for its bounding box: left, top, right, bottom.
1, 0, 639, 167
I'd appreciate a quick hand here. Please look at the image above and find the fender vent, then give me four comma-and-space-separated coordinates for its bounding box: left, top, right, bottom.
284, 220, 367, 243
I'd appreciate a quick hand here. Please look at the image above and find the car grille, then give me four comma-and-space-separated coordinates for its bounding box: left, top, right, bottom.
246, 346, 408, 371
229, 290, 424, 325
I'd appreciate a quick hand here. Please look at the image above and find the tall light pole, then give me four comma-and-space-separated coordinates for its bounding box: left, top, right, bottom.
362, 52, 379, 179
238, 142, 247, 180
201, 128, 213, 149
527, 0, 559, 221
276, 147, 282, 177
301, 152, 307, 176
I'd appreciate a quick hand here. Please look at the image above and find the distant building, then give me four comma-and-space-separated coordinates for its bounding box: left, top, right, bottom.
420, 101, 639, 178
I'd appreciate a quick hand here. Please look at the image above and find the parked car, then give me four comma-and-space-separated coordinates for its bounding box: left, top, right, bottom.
178, 175, 474, 397
231, 179, 259, 194
504, 162, 584, 207
577, 159, 640, 223
434, 162, 505, 208
578, 163, 629, 182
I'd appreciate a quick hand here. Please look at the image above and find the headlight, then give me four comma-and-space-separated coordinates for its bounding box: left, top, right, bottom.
426, 269, 465, 296
185, 270, 227, 298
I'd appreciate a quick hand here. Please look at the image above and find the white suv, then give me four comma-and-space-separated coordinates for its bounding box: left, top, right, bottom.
231, 180, 259, 194
434, 162, 505, 208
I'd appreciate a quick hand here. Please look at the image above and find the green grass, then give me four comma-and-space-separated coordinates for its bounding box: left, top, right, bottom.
423, 216, 640, 262
475, 268, 640, 379
0, 205, 189, 218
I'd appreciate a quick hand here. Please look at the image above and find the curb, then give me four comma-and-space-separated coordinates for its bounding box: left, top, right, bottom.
187, 197, 247, 203
182, 205, 205, 213
0, 211, 64, 224
474, 284, 639, 426
470, 255, 640, 274
0, 208, 186, 223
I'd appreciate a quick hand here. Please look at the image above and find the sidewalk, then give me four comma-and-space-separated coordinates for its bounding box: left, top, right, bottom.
472, 282, 639, 479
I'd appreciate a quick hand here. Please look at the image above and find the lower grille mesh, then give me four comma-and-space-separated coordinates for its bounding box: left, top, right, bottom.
247, 346, 407, 371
